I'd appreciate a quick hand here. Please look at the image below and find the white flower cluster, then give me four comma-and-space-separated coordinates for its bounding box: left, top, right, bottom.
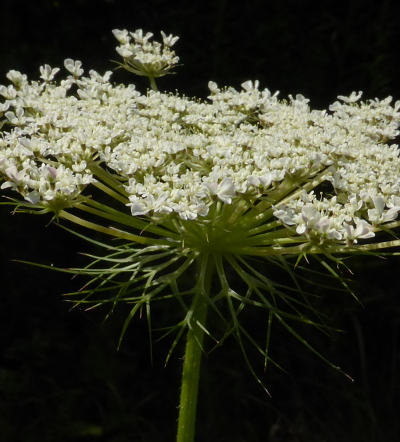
113, 28, 179, 78
1, 29, 400, 246
0, 67, 107, 210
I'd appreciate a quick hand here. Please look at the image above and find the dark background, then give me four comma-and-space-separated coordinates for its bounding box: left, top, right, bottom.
1, 0, 400, 441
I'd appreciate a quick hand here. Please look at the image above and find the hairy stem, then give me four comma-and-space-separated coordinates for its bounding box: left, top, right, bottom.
176, 253, 214, 442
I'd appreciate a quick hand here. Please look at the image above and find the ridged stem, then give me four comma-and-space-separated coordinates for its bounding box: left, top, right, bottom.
176, 253, 214, 442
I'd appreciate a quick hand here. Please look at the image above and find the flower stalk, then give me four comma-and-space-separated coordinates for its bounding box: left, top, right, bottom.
177, 253, 214, 442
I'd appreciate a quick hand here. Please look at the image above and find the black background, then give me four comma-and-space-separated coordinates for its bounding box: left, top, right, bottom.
1, 1, 400, 441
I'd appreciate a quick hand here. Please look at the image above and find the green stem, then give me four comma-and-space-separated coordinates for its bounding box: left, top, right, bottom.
149, 76, 158, 91
176, 253, 214, 442
58, 209, 167, 246
88, 161, 129, 198
92, 181, 129, 204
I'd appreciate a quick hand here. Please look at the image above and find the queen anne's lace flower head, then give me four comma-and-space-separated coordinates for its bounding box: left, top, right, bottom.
3, 30, 400, 422
1, 28, 400, 254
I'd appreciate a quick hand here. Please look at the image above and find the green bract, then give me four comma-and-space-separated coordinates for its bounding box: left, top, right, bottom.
1, 28, 400, 442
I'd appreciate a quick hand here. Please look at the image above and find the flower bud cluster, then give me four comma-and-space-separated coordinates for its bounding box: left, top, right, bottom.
1, 29, 400, 247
